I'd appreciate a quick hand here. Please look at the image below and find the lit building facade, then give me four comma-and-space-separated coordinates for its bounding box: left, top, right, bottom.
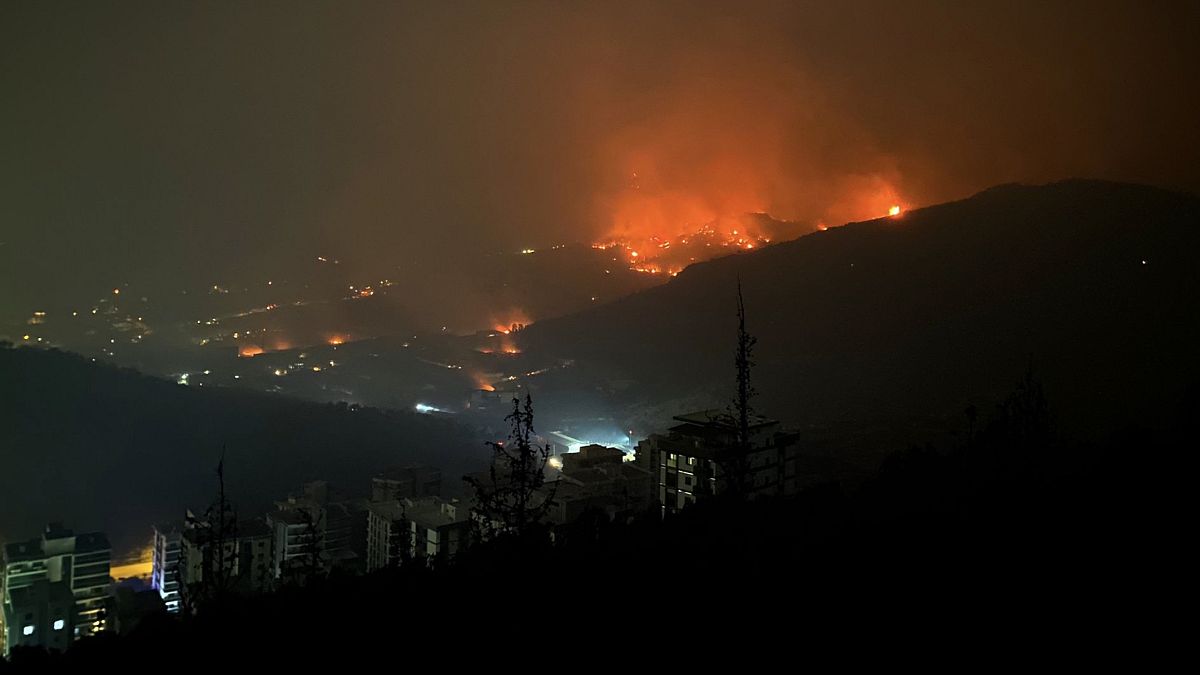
365, 497, 472, 570
179, 518, 274, 596
270, 481, 367, 576
1, 524, 113, 656
270, 488, 340, 577
371, 465, 442, 502
405, 497, 471, 561
543, 444, 654, 524
151, 523, 182, 613
635, 411, 802, 513
365, 500, 407, 572
1, 581, 75, 655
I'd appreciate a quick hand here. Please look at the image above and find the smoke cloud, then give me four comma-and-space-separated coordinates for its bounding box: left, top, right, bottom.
2, 1, 1197, 318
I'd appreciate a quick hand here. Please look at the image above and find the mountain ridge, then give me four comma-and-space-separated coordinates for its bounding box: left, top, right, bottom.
519, 179, 1200, 435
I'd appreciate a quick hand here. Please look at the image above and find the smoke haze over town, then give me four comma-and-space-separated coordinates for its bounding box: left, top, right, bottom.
3, 1, 1197, 324
1, 1, 1197, 663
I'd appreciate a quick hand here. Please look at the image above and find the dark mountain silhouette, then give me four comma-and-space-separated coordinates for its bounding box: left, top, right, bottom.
521, 180, 1200, 437
0, 344, 482, 554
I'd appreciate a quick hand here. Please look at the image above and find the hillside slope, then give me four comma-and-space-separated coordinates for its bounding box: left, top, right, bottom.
0, 345, 481, 554
521, 180, 1200, 434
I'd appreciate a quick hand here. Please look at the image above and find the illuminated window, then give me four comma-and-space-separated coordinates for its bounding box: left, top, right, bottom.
23, 625, 34, 636
53, 619, 65, 631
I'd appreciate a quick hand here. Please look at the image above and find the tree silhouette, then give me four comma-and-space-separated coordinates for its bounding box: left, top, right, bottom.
984, 360, 1054, 480
964, 404, 979, 445
466, 394, 557, 539
179, 451, 239, 614
387, 504, 412, 568
718, 278, 757, 497
996, 361, 1052, 445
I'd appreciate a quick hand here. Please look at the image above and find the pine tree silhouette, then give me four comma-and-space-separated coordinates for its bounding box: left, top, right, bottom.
466, 394, 557, 539
718, 278, 757, 497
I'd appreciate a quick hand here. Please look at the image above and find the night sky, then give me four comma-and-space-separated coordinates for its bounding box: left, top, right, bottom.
3, 0, 1197, 318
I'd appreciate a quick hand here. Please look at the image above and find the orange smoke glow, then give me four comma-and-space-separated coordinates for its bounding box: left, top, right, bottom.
238, 344, 264, 358
472, 373, 496, 391
500, 336, 521, 355
594, 105, 907, 274
597, 182, 907, 273
490, 309, 531, 335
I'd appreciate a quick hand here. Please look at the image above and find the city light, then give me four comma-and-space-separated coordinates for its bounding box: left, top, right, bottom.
414, 403, 451, 414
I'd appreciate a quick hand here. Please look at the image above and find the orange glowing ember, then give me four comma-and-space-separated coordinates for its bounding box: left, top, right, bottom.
239, 344, 264, 358
888, 205, 902, 217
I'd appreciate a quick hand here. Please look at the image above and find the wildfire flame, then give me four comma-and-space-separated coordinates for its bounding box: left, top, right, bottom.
238, 344, 264, 358
490, 309, 531, 335
594, 214, 775, 277
478, 336, 521, 355
472, 372, 496, 392
596, 166, 906, 276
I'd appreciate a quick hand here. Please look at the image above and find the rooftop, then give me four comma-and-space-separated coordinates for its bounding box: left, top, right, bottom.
236, 518, 272, 538
671, 409, 778, 430
267, 509, 315, 526
368, 500, 407, 522
74, 532, 111, 554
3, 529, 110, 563
405, 497, 471, 529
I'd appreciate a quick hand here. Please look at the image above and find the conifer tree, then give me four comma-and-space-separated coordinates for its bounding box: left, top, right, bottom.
466, 394, 557, 539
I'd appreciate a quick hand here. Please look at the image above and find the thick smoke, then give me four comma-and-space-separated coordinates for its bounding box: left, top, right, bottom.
1, 1, 1197, 319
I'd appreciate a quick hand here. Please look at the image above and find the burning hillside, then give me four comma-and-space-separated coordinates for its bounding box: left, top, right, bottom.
594, 212, 800, 276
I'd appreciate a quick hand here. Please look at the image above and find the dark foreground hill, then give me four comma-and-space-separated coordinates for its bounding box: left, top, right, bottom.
0, 345, 482, 554
2, 388, 1188, 668
521, 180, 1200, 437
